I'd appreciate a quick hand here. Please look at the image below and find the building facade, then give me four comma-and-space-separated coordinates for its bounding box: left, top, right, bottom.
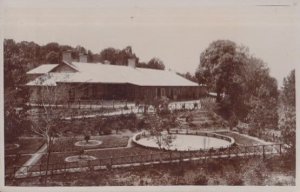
26, 52, 207, 103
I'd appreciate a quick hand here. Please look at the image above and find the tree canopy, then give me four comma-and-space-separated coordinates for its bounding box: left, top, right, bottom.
281, 69, 295, 107
278, 69, 296, 167
196, 40, 279, 131
99, 47, 165, 70
147, 57, 165, 70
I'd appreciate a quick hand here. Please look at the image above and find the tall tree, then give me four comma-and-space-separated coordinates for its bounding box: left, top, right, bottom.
197, 40, 278, 131
197, 40, 248, 102
29, 77, 72, 183
46, 51, 59, 64
279, 69, 295, 169
281, 69, 295, 107
147, 57, 165, 70
99, 47, 120, 64
197, 40, 249, 122
177, 72, 197, 82
244, 57, 279, 132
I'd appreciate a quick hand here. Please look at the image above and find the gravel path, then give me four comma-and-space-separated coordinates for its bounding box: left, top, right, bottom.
15, 143, 47, 177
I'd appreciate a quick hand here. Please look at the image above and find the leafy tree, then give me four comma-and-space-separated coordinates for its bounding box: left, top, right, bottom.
84, 134, 91, 143
116, 46, 135, 65
4, 39, 31, 88
87, 50, 94, 62
197, 40, 279, 132
177, 72, 197, 82
136, 61, 148, 68
198, 40, 240, 99
279, 69, 295, 165
147, 57, 165, 70
44, 42, 60, 52
99, 46, 138, 65
281, 69, 295, 107
28, 78, 72, 183
198, 40, 249, 120
244, 58, 279, 132
46, 51, 59, 64
144, 97, 177, 149
148, 114, 176, 150
75, 45, 87, 54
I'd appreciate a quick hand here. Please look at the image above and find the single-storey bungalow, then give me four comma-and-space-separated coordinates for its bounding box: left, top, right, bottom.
26, 52, 207, 103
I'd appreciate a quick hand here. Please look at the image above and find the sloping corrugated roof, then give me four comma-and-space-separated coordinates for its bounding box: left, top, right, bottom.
26, 73, 74, 86
26, 64, 59, 74
26, 62, 200, 87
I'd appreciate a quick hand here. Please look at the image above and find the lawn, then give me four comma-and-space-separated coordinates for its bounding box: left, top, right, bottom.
216, 131, 265, 146
5, 137, 45, 155
29, 131, 272, 172
5, 137, 45, 176
30, 145, 209, 172
50, 135, 130, 152
5, 154, 33, 176
32, 146, 155, 168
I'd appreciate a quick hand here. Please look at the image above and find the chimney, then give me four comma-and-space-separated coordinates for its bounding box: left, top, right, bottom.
79, 53, 88, 63
62, 50, 72, 63
128, 58, 136, 68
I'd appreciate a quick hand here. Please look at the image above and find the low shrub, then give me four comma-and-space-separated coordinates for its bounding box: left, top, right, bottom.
206, 160, 223, 173
102, 127, 112, 135
227, 175, 244, 186
194, 175, 208, 185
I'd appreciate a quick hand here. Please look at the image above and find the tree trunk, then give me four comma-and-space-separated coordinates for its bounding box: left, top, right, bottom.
44, 136, 53, 184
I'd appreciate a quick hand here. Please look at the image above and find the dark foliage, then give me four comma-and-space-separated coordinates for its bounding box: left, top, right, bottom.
196, 40, 278, 132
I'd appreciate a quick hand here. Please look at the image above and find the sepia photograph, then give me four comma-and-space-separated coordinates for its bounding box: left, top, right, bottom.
0, 0, 299, 191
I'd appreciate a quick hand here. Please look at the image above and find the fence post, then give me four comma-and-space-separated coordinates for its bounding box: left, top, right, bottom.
51, 164, 54, 177
13, 166, 17, 177
64, 162, 67, 173
179, 152, 182, 162
227, 147, 231, 158
98, 159, 101, 168
159, 153, 162, 163
279, 144, 282, 155
262, 145, 265, 160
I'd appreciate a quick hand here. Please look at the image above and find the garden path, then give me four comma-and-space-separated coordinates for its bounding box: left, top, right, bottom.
15, 138, 58, 177
231, 131, 274, 145
15, 143, 47, 176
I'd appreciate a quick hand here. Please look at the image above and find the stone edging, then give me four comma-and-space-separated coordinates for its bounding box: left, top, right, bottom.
132, 131, 235, 152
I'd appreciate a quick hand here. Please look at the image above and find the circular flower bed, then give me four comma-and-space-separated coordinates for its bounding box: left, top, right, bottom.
74, 140, 102, 147
65, 155, 97, 163
5, 143, 20, 151
133, 131, 235, 151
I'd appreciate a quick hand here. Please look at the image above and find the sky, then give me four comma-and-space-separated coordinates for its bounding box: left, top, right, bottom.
1, 0, 299, 87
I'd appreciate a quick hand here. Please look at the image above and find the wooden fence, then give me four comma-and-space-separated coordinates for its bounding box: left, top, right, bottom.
6, 143, 284, 179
